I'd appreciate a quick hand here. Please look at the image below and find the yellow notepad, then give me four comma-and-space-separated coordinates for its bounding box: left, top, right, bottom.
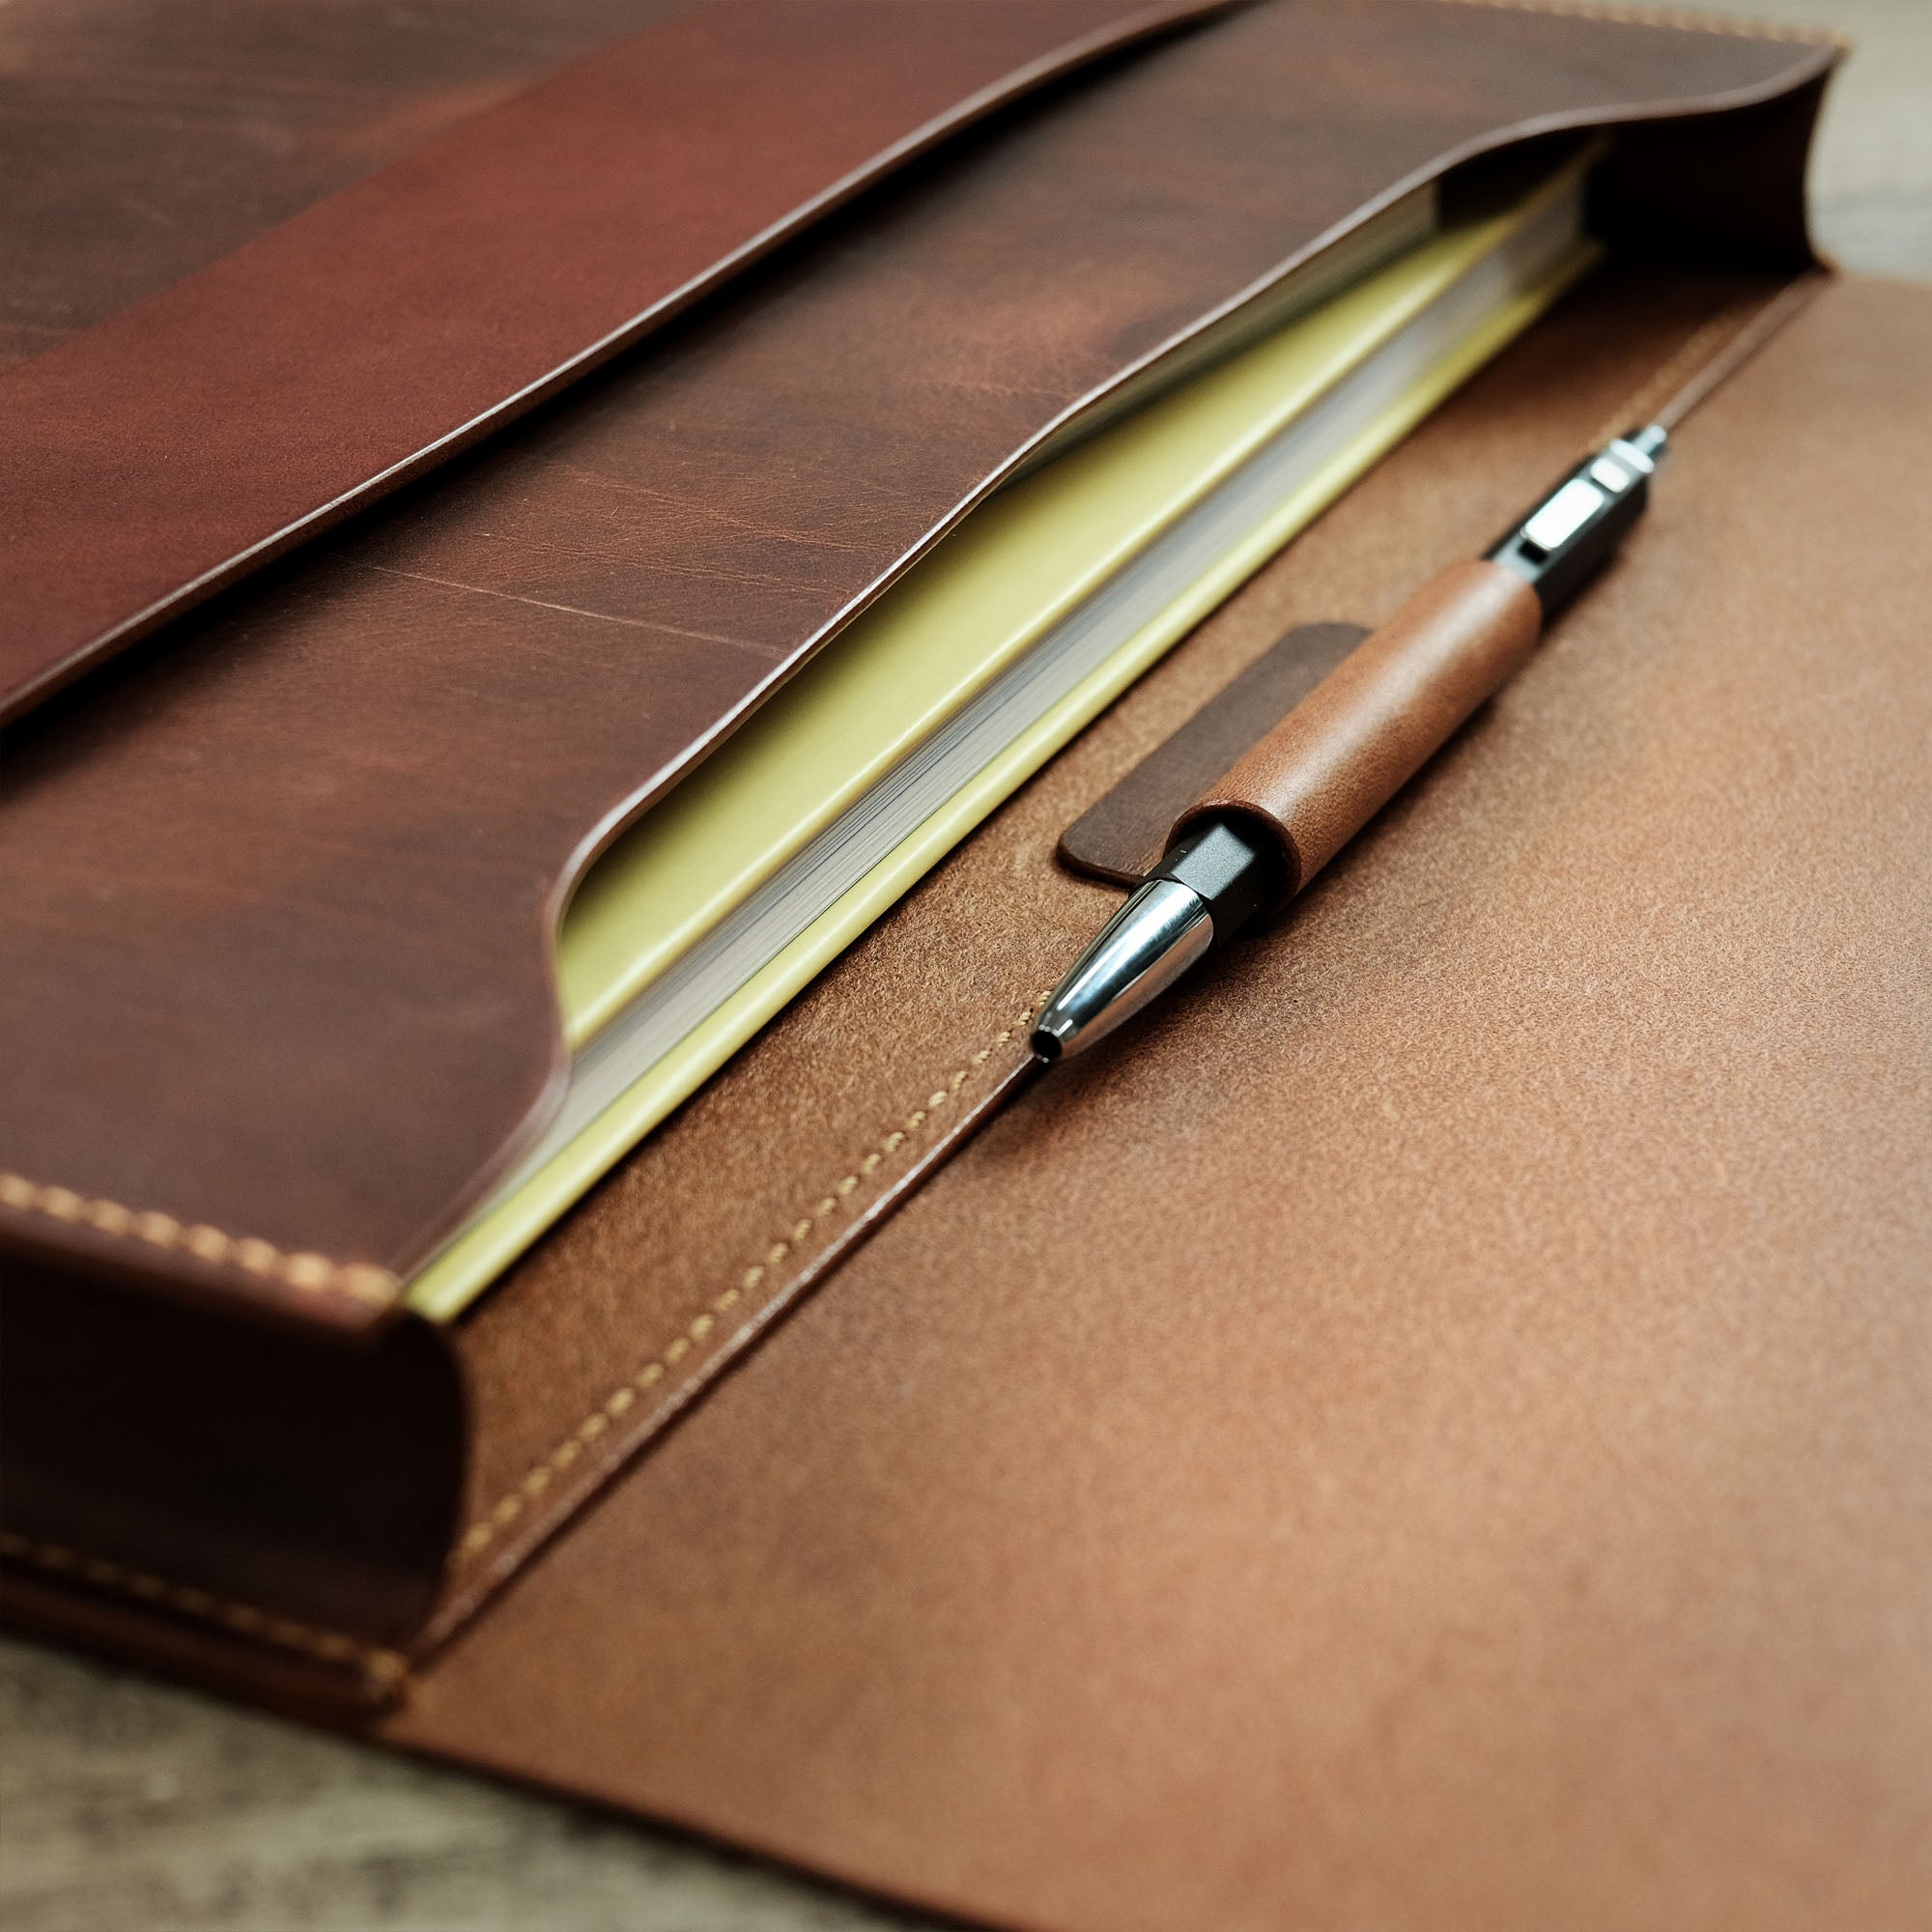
408, 163, 1596, 1319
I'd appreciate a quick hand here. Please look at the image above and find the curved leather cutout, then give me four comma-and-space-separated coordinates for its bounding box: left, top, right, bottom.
0, 0, 1833, 1333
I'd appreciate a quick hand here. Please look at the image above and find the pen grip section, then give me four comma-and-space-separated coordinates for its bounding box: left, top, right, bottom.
1171, 559, 1542, 902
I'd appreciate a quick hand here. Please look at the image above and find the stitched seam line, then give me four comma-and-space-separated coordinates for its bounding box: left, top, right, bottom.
0, 1172, 398, 1308
0, 1530, 409, 1691
1589, 287, 1783, 442
1421, 0, 1843, 47
453, 994, 1053, 1567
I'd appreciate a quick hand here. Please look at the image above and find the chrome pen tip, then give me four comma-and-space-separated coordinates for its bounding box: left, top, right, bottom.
1030, 1009, 1077, 1063
1617, 422, 1668, 469
1030, 876, 1214, 1067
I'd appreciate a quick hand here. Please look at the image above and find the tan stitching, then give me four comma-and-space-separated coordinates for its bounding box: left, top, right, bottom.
1588, 291, 1775, 444
1592, 272, 1826, 445
1421, 0, 1843, 47
0, 1172, 398, 1309
0, 1529, 408, 1692
454, 995, 1053, 1566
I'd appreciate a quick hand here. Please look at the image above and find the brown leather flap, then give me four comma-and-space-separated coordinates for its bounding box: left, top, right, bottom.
0, 0, 1237, 724
0, 0, 1836, 1352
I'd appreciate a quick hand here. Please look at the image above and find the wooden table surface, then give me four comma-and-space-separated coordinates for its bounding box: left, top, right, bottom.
2, 1, 1926, 1925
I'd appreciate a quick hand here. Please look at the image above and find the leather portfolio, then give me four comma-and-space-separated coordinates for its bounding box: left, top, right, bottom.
3, 1, 1926, 1924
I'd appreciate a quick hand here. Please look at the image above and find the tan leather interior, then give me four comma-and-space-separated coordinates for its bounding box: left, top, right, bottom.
375, 263, 1932, 1930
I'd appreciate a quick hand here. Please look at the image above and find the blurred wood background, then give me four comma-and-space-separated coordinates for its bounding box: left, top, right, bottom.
2, 0, 1925, 1924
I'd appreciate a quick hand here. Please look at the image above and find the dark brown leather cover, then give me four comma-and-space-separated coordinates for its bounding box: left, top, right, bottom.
0, 0, 1236, 722
0, 1252, 461, 1669
0, 0, 1834, 1344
